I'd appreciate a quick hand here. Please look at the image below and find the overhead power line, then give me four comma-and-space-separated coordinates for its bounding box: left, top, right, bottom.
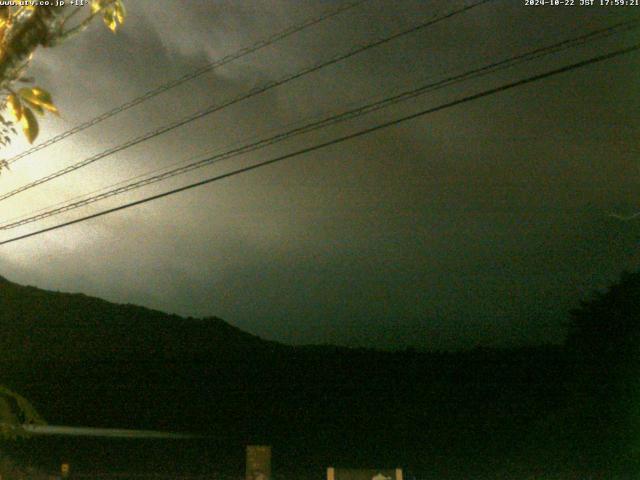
0, 0, 490, 203
1, 43, 637, 247
22, 424, 199, 439
0, 103, 352, 227
2, 18, 637, 231
4, 0, 369, 166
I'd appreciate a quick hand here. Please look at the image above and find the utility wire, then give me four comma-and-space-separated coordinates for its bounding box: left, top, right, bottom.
0, 0, 490, 203
2, 18, 637, 230
4, 0, 369, 166
0, 94, 379, 226
21, 424, 198, 439
1, 43, 637, 247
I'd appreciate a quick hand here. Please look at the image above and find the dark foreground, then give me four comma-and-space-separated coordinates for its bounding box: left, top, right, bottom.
1, 273, 638, 478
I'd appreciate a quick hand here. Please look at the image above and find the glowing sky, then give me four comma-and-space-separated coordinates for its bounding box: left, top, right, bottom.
0, 0, 638, 350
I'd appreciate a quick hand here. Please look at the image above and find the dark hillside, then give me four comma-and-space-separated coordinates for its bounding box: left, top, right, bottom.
2, 275, 623, 478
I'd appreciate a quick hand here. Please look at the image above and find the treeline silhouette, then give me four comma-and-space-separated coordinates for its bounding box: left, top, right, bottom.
0, 272, 638, 479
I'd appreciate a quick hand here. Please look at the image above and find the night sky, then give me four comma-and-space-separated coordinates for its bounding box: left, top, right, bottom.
0, 0, 638, 350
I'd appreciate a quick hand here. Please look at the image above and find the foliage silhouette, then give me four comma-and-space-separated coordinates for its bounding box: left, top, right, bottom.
563, 271, 640, 473
0, 1, 125, 151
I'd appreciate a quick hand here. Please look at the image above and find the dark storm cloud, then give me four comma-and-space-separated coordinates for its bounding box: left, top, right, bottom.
0, 0, 638, 350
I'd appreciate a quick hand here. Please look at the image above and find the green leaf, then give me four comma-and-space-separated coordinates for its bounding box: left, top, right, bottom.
18, 87, 58, 115
103, 9, 118, 32
91, 0, 102, 13
114, 0, 126, 24
21, 107, 39, 143
6, 94, 22, 121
